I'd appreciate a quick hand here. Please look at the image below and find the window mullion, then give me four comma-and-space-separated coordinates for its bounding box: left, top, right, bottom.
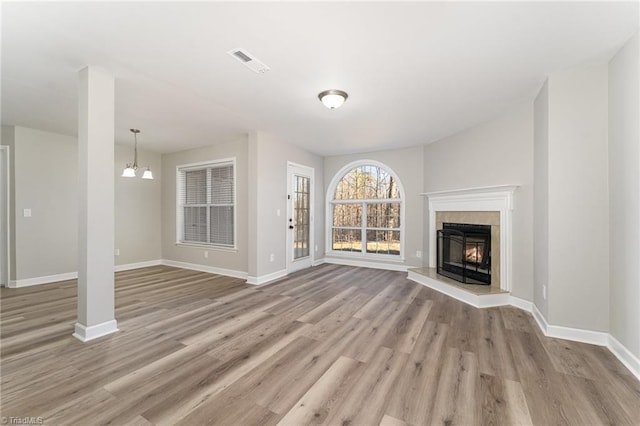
206, 168, 212, 244
362, 202, 367, 254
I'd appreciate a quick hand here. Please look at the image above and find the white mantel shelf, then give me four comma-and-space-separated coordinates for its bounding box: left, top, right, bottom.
420, 184, 519, 200
421, 184, 519, 292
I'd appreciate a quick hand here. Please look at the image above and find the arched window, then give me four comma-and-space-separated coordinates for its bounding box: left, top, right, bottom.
328, 161, 404, 258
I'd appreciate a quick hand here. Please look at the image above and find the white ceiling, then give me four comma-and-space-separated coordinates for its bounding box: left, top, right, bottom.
2, 1, 638, 156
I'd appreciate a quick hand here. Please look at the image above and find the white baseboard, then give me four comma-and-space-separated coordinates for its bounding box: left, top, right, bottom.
312, 258, 326, 267
72, 320, 118, 342
607, 335, 640, 381
9, 271, 78, 288
531, 303, 548, 334
115, 259, 163, 272
246, 269, 288, 286
6, 259, 246, 288
531, 303, 639, 379
160, 259, 248, 280
407, 270, 639, 380
547, 322, 609, 346
509, 295, 534, 312
531, 303, 609, 345
325, 257, 408, 272
7, 260, 165, 288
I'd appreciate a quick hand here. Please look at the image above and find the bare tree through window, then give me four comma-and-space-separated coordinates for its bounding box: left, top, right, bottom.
331, 164, 401, 256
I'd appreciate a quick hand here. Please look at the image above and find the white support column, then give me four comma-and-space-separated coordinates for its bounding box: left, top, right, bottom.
74, 66, 118, 342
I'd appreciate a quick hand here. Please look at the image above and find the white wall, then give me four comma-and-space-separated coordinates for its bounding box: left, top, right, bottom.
248, 131, 325, 280
4, 126, 162, 283
161, 138, 249, 275
115, 143, 162, 266
547, 65, 609, 332
324, 145, 424, 269
608, 31, 639, 359
423, 103, 534, 300
533, 80, 550, 318
13, 127, 78, 280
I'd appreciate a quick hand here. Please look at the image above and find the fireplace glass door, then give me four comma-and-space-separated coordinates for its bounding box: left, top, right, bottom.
437, 223, 491, 285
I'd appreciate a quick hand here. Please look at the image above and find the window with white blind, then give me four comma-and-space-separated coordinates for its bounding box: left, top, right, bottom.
176, 159, 235, 248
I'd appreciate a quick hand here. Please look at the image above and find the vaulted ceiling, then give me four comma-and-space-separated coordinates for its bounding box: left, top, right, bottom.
2, 2, 638, 155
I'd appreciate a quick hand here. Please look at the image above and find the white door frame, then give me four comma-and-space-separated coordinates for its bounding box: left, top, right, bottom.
286, 162, 314, 273
0, 146, 10, 287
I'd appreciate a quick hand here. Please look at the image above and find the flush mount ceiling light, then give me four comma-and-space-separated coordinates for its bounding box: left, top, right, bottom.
122, 129, 153, 180
318, 89, 348, 109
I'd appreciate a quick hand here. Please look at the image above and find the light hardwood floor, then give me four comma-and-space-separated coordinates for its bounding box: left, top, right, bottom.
1, 265, 638, 425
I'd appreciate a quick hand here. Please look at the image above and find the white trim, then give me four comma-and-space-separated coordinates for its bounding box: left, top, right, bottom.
312, 257, 326, 267
545, 322, 609, 346
246, 269, 288, 286
423, 185, 520, 198
73, 320, 118, 342
422, 185, 518, 292
326, 159, 406, 261
174, 242, 238, 252
607, 335, 640, 381
407, 270, 639, 379
5, 259, 244, 288
0, 146, 10, 287
531, 303, 548, 334
115, 260, 163, 272
175, 157, 237, 250
509, 295, 534, 312
407, 270, 510, 308
325, 256, 408, 272
7, 260, 164, 287
287, 161, 315, 274
529, 305, 609, 347
9, 271, 78, 288
161, 259, 247, 280
324, 249, 405, 263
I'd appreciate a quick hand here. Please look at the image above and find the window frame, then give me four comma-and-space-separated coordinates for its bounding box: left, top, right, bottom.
175, 158, 237, 251
326, 160, 405, 261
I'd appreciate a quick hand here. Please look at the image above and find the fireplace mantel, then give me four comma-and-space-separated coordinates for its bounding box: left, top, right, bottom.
421, 185, 518, 291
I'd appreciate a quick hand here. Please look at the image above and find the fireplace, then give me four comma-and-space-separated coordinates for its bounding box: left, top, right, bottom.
437, 223, 491, 285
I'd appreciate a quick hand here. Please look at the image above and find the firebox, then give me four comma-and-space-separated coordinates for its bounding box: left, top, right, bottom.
437, 223, 491, 285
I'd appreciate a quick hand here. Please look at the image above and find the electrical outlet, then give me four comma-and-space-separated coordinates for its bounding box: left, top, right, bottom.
416, 250, 422, 258
543, 285, 547, 300
276, 209, 281, 217
114, 248, 120, 256
204, 251, 208, 259
269, 253, 275, 262
315, 245, 318, 252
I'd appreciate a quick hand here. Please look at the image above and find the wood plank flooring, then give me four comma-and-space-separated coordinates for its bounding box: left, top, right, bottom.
1, 264, 638, 425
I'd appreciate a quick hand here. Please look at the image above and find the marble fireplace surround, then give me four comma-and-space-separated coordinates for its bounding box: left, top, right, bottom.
422, 185, 518, 292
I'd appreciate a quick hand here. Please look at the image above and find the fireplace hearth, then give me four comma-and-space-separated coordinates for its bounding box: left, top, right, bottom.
437, 223, 491, 285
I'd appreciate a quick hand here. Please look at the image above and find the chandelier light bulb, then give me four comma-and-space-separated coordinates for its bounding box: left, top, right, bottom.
122, 129, 153, 179
142, 167, 154, 180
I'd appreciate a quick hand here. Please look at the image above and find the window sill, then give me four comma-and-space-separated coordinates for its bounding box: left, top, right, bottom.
175, 242, 238, 253
326, 250, 405, 263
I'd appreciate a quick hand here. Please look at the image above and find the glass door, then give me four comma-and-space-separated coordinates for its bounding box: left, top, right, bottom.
287, 163, 314, 272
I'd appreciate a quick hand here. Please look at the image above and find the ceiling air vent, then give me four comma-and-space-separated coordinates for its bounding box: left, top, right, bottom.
227, 48, 270, 74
